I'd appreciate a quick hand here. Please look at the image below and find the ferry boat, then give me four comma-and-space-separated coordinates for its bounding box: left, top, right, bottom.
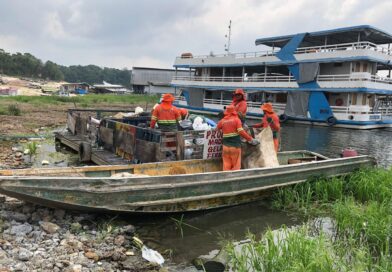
171, 25, 392, 129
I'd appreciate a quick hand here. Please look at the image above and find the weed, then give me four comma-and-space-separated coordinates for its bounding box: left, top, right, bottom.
7, 104, 21, 116
170, 214, 202, 238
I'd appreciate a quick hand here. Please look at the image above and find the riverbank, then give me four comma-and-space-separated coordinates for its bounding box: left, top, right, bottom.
226, 168, 392, 271
0, 94, 157, 137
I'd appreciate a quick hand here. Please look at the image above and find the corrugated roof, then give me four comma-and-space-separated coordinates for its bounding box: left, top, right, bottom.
255, 25, 392, 48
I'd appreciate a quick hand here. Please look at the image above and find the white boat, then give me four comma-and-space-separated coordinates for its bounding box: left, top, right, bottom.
171, 25, 392, 129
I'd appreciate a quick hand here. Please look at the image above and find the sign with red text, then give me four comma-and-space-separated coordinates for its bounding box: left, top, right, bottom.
203, 130, 223, 159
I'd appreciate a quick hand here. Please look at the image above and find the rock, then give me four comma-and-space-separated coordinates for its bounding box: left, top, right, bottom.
11, 147, 19, 152
18, 248, 33, 261
13, 262, 27, 271
0, 196, 5, 203
54, 209, 65, 220
41, 160, 50, 165
14, 152, 23, 158
10, 223, 33, 236
70, 222, 82, 233
114, 235, 125, 246
39, 221, 60, 234
85, 251, 99, 261
8, 212, 28, 222
121, 225, 136, 235
71, 264, 82, 272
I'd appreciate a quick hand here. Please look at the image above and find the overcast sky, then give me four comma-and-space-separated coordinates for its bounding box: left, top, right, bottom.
1, 0, 392, 69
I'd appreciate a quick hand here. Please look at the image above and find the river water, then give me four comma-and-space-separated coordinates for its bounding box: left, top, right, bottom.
135, 124, 391, 267
20, 124, 392, 269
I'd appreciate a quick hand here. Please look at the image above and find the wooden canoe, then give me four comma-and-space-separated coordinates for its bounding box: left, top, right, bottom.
0, 151, 375, 213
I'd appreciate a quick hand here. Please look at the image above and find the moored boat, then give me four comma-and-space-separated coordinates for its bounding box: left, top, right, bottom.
0, 151, 375, 213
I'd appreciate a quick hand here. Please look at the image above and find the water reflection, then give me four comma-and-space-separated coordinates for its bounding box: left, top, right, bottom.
279, 124, 392, 167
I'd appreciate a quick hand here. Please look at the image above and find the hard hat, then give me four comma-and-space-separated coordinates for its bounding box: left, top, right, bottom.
162, 93, 175, 102
233, 88, 245, 96
224, 105, 237, 115
261, 103, 274, 113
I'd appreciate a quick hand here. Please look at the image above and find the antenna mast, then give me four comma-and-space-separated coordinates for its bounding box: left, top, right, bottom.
224, 20, 232, 54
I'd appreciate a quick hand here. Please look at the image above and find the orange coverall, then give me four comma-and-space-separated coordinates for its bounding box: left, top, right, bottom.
253, 112, 281, 152
217, 113, 253, 171
150, 103, 181, 131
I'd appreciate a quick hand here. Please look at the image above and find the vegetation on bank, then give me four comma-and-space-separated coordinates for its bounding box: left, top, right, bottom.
0, 94, 159, 114
0, 49, 131, 87
227, 168, 392, 271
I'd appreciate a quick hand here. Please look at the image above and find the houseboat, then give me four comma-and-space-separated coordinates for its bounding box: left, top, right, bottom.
171, 25, 392, 129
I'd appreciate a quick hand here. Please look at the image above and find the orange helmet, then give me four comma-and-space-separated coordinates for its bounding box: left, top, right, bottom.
224, 105, 237, 116
162, 93, 175, 102
179, 108, 188, 117
261, 103, 274, 113
233, 88, 245, 96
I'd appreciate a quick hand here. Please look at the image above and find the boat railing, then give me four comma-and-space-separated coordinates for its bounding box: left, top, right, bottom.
176, 41, 391, 61
295, 41, 392, 55
173, 74, 295, 83
203, 98, 286, 111
176, 49, 279, 60
317, 73, 392, 84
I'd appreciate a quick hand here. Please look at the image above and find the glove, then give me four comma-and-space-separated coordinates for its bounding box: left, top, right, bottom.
248, 139, 260, 146
267, 117, 273, 123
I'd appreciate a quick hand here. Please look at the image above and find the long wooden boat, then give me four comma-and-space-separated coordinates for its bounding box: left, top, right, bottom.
0, 151, 375, 213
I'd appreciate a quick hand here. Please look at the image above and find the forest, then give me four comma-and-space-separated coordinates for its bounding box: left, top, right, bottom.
0, 49, 131, 87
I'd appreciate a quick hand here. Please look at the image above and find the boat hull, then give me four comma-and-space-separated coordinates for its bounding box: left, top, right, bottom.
0, 153, 375, 213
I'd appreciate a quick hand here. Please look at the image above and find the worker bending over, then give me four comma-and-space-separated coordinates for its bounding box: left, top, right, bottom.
230, 88, 247, 122
217, 105, 259, 171
150, 93, 181, 131
253, 103, 281, 152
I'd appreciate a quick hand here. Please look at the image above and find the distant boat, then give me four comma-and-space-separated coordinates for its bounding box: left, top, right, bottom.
172, 25, 392, 129
0, 151, 375, 213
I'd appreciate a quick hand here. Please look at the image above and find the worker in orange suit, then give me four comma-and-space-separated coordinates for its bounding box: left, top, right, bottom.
150, 93, 181, 131
230, 88, 247, 122
178, 108, 189, 120
217, 105, 259, 171
253, 103, 281, 152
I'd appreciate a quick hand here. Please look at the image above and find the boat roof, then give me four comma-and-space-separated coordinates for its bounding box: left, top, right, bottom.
255, 25, 392, 48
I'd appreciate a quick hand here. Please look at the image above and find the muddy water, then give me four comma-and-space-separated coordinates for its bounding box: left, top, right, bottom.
133, 201, 299, 266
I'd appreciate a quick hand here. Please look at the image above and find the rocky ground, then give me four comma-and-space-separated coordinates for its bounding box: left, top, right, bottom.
0, 195, 164, 272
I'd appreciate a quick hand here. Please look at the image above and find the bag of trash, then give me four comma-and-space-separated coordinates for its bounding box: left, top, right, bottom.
141, 245, 165, 266
242, 127, 279, 169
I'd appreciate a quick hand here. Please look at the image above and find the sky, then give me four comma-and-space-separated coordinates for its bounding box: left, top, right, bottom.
1, 0, 392, 70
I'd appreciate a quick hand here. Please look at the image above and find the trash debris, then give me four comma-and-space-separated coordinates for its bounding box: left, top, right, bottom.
41, 160, 50, 165
141, 245, 165, 266
135, 107, 144, 114
23, 149, 30, 155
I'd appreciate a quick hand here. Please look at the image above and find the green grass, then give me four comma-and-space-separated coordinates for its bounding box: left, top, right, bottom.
0, 94, 159, 107
228, 168, 392, 271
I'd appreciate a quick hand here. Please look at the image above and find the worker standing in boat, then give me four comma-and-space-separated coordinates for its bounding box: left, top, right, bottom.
230, 89, 247, 122
253, 102, 281, 152
178, 108, 189, 120
217, 105, 259, 171
150, 93, 181, 131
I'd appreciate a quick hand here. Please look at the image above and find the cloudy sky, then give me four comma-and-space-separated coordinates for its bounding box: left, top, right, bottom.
1, 0, 392, 69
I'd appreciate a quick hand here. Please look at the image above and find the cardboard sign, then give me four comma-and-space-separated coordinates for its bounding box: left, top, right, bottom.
203, 130, 223, 159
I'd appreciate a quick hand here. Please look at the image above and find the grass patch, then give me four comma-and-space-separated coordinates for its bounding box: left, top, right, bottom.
228, 168, 392, 271
0, 94, 159, 106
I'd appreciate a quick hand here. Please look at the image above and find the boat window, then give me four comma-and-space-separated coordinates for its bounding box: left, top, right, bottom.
355, 62, 361, 72
276, 93, 287, 103
352, 93, 357, 105
362, 94, 367, 105
362, 63, 368, 73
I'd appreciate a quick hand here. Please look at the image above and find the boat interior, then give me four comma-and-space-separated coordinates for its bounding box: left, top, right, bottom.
0, 151, 327, 178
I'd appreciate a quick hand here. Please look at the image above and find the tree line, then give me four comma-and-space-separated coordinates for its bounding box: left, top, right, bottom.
0, 49, 131, 87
